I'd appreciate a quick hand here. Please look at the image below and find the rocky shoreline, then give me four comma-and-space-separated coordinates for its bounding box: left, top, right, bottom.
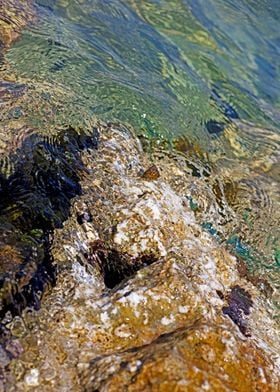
0, 2, 279, 390
0, 122, 278, 391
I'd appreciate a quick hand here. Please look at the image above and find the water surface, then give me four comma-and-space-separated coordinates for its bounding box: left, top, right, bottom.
6, 0, 280, 137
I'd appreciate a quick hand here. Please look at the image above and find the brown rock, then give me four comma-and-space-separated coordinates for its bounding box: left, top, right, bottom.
0, 123, 279, 391
141, 165, 160, 180
0, 0, 35, 48
81, 319, 277, 392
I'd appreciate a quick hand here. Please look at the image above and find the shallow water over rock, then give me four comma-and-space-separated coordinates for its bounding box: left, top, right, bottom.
0, 1, 280, 391
0, 123, 278, 391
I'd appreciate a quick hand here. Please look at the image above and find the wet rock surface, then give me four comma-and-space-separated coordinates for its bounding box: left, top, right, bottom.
81, 321, 274, 392
0, 2, 279, 391
0, 123, 278, 391
0, 127, 99, 320
0, 1, 35, 48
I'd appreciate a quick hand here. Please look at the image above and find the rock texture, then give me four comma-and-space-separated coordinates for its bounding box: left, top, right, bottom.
1, 123, 278, 391
0, 0, 35, 48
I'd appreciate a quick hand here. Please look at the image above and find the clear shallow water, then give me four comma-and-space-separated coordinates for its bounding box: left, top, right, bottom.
0, 1, 279, 311
6, 0, 280, 138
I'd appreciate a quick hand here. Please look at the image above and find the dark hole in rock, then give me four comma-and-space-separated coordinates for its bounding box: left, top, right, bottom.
216, 290, 224, 300
222, 285, 253, 336
85, 241, 157, 289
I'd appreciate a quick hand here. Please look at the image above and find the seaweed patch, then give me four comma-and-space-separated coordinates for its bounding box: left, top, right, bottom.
0, 126, 99, 323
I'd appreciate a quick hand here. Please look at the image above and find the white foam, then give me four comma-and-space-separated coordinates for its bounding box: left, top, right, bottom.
161, 315, 175, 325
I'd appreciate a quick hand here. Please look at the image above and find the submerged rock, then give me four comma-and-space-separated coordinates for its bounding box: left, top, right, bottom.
81, 320, 274, 392
0, 126, 99, 320
206, 119, 225, 135
0, 0, 35, 48
0, 123, 278, 391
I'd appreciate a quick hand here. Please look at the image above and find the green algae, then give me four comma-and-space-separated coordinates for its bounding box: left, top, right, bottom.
275, 248, 280, 267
